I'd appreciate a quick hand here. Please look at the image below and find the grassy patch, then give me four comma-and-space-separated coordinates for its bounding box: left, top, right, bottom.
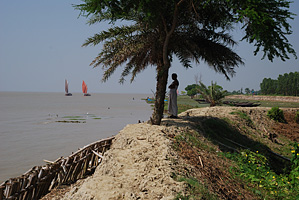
225, 98, 299, 108
173, 131, 214, 153
267, 107, 287, 123
223, 144, 299, 199
164, 95, 206, 114
62, 116, 82, 119
60, 116, 86, 122
174, 176, 218, 200
56, 120, 86, 123
230, 111, 254, 127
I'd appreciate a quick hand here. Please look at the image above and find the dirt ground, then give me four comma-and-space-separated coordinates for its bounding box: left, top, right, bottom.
42, 105, 299, 200
271, 109, 299, 142
226, 95, 299, 141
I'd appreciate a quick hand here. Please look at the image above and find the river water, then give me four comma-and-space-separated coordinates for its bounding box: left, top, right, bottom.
0, 92, 152, 182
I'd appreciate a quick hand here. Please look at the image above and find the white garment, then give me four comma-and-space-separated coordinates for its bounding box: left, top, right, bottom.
168, 85, 178, 116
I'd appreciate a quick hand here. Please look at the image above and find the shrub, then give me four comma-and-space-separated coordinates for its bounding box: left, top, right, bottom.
267, 107, 286, 123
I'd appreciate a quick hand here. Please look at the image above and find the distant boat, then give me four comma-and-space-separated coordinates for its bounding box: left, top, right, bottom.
65, 79, 72, 96
82, 80, 91, 96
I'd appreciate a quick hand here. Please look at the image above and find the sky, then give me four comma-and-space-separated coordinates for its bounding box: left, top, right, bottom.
0, 0, 298, 94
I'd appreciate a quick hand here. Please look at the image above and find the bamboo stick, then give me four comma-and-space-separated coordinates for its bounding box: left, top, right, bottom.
0, 185, 4, 200
43, 160, 55, 164
68, 137, 114, 158
92, 150, 104, 159
5, 182, 12, 198
63, 156, 78, 183
198, 156, 204, 168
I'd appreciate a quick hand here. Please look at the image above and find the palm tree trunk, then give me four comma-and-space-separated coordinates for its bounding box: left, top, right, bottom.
151, 65, 169, 125
150, 3, 180, 125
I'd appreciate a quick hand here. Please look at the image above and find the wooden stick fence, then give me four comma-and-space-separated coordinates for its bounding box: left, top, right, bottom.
0, 136, 114, 200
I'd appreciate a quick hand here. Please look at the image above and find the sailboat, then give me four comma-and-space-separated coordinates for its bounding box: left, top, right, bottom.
82, 80, 91, 96
65, 79, 72, 96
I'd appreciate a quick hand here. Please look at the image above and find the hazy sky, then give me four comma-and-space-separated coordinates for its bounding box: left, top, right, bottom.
0, 0, 298, 94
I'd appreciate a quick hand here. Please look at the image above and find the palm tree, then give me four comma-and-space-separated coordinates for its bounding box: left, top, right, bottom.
76, 0, 296, 125
82, 20, 243, 124
197, 81, 227, 107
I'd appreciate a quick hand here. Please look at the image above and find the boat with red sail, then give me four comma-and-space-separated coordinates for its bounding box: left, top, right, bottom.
82, 80, 91, 96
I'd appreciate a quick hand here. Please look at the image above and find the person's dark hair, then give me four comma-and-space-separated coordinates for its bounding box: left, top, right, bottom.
172, 73, 177, 79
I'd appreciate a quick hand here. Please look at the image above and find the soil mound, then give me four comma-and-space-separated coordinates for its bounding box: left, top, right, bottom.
61, 124, 184, 200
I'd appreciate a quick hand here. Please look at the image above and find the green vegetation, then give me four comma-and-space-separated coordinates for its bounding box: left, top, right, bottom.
174, 177, 218, 200
184, 82, 228, 107
62, 116, 86, 122
63, 116, 82, 119
267, 107, 286, 123
224, 144, 299, 199
163, 95, 209, 114
196, 81, 228, 107
177, 95, 202, 107
230, 111, 254, 127
260, 72, 299, 96
57, 115, 102, 123
171, 113, 298, 199
224, 97, 299, 108
185, 84, 200, 98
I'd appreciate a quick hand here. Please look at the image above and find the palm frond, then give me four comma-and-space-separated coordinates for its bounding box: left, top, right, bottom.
170, 27, 243, 80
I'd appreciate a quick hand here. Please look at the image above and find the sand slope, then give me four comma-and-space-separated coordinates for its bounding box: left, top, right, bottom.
62, 123, 184, 200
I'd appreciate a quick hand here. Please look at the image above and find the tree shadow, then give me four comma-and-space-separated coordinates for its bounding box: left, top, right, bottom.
163, 116, 291, 174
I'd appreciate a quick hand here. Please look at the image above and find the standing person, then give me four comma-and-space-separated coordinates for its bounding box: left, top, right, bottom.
168, 73, 179, 118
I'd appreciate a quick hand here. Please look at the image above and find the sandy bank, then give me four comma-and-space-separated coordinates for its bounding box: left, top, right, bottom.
61, 123, 185, 200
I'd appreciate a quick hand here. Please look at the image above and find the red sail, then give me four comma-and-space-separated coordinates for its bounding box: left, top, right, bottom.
82, 80, 88, 94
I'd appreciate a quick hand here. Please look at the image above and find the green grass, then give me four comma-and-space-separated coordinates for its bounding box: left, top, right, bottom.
163, 95, 209, 114
225, 98, 299, 108
174, 176, 218, 200
62, 116, 86, 121
62, 116, 82, 119
230, 111, 254, 127
59, 115, 102, 121
223, 144, 299, 199
146, 95, 299, 111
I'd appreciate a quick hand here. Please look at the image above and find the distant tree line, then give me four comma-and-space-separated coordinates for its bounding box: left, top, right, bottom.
260, 71, 299, 96
228, 88, 260, 95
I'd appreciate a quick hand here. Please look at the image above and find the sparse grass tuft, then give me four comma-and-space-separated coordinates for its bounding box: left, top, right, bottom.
174, 176, 218, 200
267, 107, 286, 123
